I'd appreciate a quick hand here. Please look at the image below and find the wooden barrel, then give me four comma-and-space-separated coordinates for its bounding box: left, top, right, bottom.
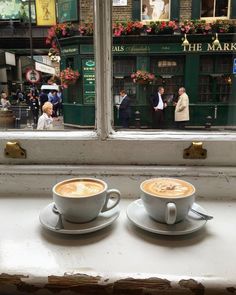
0, 109, 15, 129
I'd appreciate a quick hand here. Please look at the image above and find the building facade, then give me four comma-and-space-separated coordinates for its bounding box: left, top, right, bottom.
58, 0, 236, 128
0, 0, 236, 128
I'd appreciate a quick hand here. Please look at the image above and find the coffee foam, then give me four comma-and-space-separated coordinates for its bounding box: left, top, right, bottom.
142, 178, 195, 198
56, 180, 104, 197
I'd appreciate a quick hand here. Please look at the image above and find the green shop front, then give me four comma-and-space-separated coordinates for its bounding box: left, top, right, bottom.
60, 34, 236, 129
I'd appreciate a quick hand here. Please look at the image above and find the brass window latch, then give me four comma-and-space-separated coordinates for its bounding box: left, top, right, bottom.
4, 141, 26, 159
183, 142, 207, 159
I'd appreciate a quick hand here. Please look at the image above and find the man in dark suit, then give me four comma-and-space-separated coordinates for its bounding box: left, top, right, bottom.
151, 86, 167, 129
119, 89, 131, 128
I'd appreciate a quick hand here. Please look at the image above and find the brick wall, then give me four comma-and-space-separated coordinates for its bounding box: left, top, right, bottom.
80, 0, 94, 22
79, 0, 212, 22
179, 0, 192, 20
112, 0, 133, 21
80, 0, 133, 22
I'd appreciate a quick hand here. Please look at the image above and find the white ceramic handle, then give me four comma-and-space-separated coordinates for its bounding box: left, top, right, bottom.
101, 189, 121, 212
165, 202, 177, 225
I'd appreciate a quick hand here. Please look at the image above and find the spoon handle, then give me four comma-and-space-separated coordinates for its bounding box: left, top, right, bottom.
190, 208, 213, 220
55, 213, 64, 230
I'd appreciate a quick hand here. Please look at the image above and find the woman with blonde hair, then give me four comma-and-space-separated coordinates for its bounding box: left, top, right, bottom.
37, 102, 53, 130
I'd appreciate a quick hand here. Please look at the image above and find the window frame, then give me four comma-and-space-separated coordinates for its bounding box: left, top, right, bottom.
133, 0, 180, 21
192, 0, 234, 20
0, 0, 236, 167
200, 0, 231, 20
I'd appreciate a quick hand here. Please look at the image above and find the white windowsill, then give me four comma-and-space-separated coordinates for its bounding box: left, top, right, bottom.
0, 196, 235, 294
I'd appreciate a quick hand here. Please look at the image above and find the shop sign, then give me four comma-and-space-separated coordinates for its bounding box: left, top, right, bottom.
113, 0, 127, 6
183, 42, 236, 52
81, 43, 236, 55
35, 0, 56, 26
233, 59, 236, 74
35, 62, 55, 75
0, 51, 16, 67
58, 0, 78, 23
82, 59, 95, 104
61, 47, 78, 55
0, 0, 35, 21
25, 69, 41, 84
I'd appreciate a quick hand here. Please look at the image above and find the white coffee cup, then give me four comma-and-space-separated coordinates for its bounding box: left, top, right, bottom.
140, 178, 195, 225
53, 178, 121, 223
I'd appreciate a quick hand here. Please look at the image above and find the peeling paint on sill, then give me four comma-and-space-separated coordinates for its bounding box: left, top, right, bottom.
0, 273, 235, 294
179, 279, 205, 295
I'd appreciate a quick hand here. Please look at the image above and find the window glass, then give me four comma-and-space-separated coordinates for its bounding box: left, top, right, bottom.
199, 55, 232, 103
141, 0, 171, 21
201, 0, 230, 18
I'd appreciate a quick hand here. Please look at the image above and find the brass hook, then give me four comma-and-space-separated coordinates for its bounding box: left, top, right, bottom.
183, 142, 207, 159
4, 141, 26, 159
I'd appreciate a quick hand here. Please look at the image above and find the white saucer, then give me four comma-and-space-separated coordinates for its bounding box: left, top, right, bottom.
39, 202, 120, 234
126, 199, 208, 236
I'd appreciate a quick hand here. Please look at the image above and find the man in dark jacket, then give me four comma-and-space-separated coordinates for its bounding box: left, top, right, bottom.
119, 89, 131, 128
39, 90, 48, 113
150, 86, 167, 129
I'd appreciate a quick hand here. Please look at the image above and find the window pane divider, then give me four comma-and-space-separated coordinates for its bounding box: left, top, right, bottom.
94, 0, 113, 140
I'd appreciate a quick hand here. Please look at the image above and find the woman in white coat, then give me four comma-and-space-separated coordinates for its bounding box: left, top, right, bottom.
37, 102, 53, 130
174, 87, 189, 129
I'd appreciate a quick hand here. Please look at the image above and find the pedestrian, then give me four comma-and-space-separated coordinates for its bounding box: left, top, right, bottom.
37, 102, 53, 130
150, 86, 167, 129
1, 92, 11, 109
48, 90, 59, 118
118, 89, 131, 128
16, 88, 25, 103
39, 89, 49, 112
174, 87, 189, 129
57, 87, 63, 116
28, 92, 39, 127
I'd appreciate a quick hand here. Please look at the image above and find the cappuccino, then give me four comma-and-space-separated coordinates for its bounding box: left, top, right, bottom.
140, 178, 196, 224
56, 179, 105, 198
141, 178, 195, 198
53, 177, 121, 223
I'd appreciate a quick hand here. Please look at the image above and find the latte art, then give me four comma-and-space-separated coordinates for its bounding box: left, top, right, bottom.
56, 180, 104, 197
142, 178, 195, 197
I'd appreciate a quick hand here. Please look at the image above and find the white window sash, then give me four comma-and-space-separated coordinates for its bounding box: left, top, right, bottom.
0, 0, 235, 167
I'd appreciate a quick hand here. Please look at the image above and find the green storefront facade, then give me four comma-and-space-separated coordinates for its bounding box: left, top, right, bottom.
60, 33, 236, 128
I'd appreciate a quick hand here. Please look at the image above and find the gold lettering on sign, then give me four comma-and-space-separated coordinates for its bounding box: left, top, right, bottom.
112, 46, 125, 52
183, 43, 202, 52
230, 43, 236, 51
183, 43, 236, 52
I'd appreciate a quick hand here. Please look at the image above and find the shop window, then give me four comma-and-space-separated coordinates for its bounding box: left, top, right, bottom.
113, 58, 136, 76
201, 0, 231, 18
150, 56, 184, 75
199, 55, 232, 103
66, 57, 74, 69
113, 57, 136, 105
149, 56, 184, 104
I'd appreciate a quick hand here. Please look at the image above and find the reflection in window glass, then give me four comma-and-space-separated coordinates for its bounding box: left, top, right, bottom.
201, 0, 229, 18
141, 0, 171, 21
199, 55, 232, 103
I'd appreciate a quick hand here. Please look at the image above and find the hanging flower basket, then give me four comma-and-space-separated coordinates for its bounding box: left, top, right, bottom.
60, 67, 80, 88
131, 70, 155, 85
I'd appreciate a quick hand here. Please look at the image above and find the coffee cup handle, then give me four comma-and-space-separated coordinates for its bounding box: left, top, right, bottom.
165, 202, 177, 225
101, 189, 121, 212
